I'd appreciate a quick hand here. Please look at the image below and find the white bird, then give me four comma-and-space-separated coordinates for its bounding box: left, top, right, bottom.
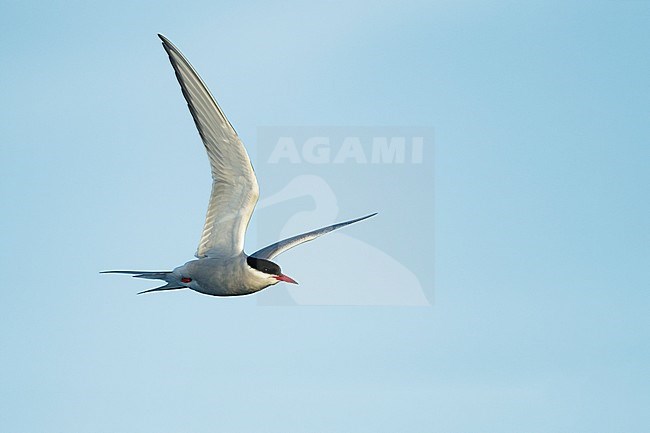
102, 34, 376, 296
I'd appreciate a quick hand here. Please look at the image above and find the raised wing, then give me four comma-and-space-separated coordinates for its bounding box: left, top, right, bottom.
251, 213, 377, 260
159, 34, 259, 258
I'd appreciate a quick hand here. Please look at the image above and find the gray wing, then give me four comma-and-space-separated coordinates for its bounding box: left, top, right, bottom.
159, 34, 259, 258
251, 213, 377, 260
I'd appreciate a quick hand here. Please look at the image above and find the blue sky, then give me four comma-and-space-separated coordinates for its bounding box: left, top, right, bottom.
1, 1, 649, 432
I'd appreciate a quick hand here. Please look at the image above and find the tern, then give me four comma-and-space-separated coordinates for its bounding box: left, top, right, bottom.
102, 34, 376, 296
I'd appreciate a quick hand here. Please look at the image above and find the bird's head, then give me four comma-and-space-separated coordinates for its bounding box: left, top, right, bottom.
246, 256, 298, 285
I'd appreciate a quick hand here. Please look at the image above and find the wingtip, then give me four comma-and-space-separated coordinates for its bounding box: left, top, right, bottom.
158, 33, 174, 50
356, 212, 378, 223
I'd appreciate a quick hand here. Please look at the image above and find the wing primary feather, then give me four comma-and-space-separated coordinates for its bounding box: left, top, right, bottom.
251, 213, 377, 260
158, 34, 239, 136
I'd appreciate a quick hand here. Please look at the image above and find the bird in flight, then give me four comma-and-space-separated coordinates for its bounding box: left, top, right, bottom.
103, 34, 376, 296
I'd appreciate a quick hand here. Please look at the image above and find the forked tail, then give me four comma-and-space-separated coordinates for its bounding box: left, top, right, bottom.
100, 270, 185, 294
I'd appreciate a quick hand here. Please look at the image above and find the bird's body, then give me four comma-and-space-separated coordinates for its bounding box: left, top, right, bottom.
169, 255, 274, 296
103, 34, 376, 296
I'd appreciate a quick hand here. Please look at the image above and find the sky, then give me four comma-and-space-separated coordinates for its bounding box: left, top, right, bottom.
1, 0, 649, 432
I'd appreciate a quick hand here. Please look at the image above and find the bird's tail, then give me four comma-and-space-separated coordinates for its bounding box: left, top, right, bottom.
100, 270, 185, 294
